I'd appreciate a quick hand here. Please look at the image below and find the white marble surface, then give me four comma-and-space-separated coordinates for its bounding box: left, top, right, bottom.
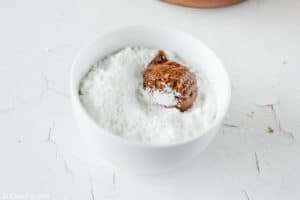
0, 0, 300, 199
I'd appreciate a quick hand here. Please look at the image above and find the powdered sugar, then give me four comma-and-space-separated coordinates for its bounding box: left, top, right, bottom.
79, 47, 217, 144
142, 85, 180, 107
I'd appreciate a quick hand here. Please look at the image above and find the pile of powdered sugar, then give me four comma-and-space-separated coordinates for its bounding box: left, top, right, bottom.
79, 47, 217, 144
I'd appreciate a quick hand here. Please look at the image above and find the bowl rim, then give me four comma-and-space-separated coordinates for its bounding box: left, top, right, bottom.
70, 25, 231, 149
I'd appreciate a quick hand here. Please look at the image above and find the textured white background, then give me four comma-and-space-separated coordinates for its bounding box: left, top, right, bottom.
0, 0, 299, 199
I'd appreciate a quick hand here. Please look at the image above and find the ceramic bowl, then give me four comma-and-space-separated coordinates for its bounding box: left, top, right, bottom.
163, 0, 245, 8
70, 26, 231, 174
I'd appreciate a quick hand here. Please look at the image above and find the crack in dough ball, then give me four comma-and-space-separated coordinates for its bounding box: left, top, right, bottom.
143, 50, 198, 112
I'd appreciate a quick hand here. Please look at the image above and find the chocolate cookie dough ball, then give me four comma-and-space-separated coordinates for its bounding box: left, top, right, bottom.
143, 50, 197, 112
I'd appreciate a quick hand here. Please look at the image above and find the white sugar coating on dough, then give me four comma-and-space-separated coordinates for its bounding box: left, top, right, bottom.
142, 85, 180, 107
79, 47, 217, 144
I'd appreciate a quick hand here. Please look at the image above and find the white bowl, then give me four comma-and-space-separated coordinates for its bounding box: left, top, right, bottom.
70, 26, 231, 174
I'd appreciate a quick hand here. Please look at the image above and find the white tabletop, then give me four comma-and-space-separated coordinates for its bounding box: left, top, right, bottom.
0, 0, 299, 199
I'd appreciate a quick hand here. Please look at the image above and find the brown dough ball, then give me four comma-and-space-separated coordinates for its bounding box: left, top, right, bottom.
143, 50, 197, 112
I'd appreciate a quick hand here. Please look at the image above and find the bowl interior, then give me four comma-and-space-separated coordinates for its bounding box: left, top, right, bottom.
71, 26, 231, 145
